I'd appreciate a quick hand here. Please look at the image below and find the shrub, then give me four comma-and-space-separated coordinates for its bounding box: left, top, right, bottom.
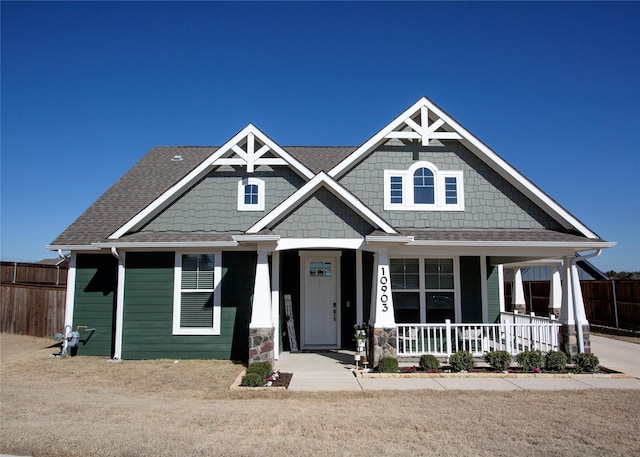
484, 351, 512, 371
544, 351, 568, 372
449, 351, 475, 372
377, 357, 399, 373
419, 354, 440, 372
516, 350, 545, 372
240, 372, 265, 387
572, 353, 600, 373
246, 361, 273, 379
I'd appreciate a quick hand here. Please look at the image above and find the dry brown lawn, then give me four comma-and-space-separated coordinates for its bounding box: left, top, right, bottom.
1, 333, 639, 457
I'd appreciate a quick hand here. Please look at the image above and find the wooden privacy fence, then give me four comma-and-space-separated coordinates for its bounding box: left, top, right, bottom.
1, 284, 66, 337
505, 280, 640, 331
1, 261, 68, 338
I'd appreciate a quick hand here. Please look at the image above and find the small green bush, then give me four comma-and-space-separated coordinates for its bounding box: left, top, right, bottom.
449, 350, 475, 372
516, 350, 545, 371
419, 354, 440, 372
240, 372, 265, 387
572, 353, 600, 373
377, 357, 399, 373
484, 351, 512, 371
246, 361, 273, 379
544, 351, 568, 372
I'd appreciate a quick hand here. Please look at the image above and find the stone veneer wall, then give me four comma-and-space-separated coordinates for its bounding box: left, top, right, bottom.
559, 324, 591, 358
370, 327, 398, 367
248, 327, 274, 365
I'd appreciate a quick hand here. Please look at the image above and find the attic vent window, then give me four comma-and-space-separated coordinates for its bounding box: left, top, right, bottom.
171, 155, 184, 162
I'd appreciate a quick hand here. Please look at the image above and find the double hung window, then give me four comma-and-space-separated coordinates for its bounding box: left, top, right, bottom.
390, 257, 457, 323
173, 253, 221, 335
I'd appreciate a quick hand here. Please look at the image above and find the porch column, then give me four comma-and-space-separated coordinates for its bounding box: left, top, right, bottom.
369, 250, 397, 367
559, 256, 590, 357
248, 248, 274, 365
512, 268, 526, 313
548, 265, 562, 318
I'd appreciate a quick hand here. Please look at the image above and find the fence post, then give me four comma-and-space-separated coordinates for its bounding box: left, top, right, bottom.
445, 319, 452, 356
612, 280, 619, 329
13, 262, 17, 283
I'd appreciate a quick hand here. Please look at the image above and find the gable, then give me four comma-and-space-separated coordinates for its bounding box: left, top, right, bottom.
271, 187, 375, 238
338, 139, 565, 231
140, 166, 305, 233
109, 125, 315, 240
329, 97, 599, 238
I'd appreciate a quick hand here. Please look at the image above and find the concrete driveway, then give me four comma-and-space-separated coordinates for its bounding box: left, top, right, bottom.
590, 335, 640, 378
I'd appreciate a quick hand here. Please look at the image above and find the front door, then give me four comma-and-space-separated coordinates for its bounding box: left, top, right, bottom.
302, 254, 339, 348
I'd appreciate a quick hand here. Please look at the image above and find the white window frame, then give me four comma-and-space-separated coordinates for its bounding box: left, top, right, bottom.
390, 256, 461, 323
384, 161, 464, 211
237, 177, 265, 211
172, 252, 222, 335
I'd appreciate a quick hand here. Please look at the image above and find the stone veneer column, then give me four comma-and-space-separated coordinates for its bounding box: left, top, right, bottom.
559, 324, 591, 359
370, 327, 398, 368
248, 327, 275, 365
559, 257, 591, 357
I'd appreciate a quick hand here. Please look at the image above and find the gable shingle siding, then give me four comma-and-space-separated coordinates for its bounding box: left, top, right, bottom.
338, 141, 565, 231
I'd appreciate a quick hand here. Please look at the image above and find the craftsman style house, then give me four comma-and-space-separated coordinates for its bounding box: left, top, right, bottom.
48, 97, 614, 364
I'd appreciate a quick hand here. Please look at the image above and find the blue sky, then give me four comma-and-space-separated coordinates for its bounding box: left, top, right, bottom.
1, 1, 639, 271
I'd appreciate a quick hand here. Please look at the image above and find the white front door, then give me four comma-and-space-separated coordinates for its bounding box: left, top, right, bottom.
302, 254, 339, 348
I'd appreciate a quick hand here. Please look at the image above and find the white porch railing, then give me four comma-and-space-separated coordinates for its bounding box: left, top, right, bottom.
396, 315, 561, 357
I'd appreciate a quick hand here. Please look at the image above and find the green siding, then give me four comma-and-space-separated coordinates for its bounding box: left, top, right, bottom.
460, 256, 482, 323
121, 251, 254, 360
486, 262, 501, 323
73, 254, 118, 356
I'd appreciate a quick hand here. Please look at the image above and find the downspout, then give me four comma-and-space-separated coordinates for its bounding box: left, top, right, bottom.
570, 249, 601, 353
110, 247, 120, 260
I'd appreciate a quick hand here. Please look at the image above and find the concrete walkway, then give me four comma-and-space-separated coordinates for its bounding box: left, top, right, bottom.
275, 337, 640, 392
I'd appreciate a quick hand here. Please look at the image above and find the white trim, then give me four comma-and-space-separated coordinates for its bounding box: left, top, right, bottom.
329, 97, 600, 238
247, 172, 397, 234
299, 251, 341, 349
172, 251, 222, 335
275, 238, 365, 251
93, 241, 239, 249
498, 265, 506, 313
113, 252, 126, 359
237, 177, 265, 211
47, 245, 101, 251
271, 251, 280, 358
64, 253, 77, 330
407, 240, 615, 248
356, 250, 363, 325
109, 124, 314, 239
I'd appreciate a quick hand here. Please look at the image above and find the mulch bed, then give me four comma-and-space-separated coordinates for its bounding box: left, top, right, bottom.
270, 372, 293, 388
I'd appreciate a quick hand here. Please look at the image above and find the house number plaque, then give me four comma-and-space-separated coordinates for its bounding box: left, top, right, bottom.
379, 267, 389, 312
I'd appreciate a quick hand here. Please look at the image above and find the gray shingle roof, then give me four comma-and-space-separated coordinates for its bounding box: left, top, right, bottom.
49, 146, 356, 246
391, 229, 608, 244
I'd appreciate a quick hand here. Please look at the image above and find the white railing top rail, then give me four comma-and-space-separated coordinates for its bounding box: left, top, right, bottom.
500, 311, 558, 326
396, 319, 561, 357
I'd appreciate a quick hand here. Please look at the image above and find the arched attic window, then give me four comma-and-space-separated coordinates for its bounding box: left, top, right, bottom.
384, 161, 464, 211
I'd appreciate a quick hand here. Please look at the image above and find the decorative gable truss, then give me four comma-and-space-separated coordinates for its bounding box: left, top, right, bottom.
385, 104, 462, 146
109, 124, 314, 239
